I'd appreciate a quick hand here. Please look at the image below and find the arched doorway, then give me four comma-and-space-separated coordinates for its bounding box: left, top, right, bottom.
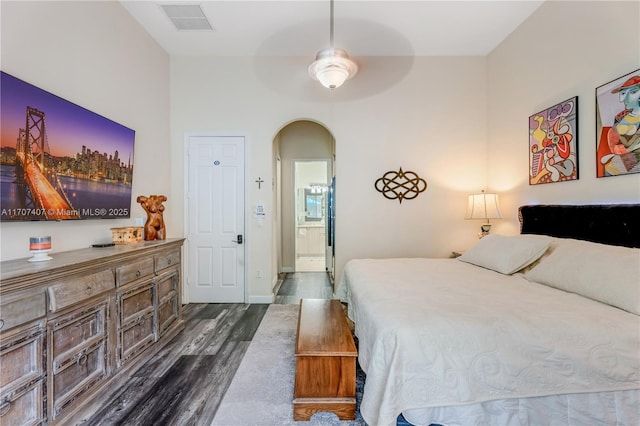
273, 120, 335, 281
293, 159, 330, 271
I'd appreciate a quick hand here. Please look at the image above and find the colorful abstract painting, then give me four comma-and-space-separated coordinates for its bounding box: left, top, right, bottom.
596, 69, 640, 178
529, 97, 579, 185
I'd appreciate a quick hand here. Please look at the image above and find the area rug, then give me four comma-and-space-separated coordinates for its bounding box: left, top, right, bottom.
211, 303, 366, 426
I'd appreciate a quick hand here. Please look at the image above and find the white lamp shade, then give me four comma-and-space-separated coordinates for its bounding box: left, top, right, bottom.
308, 48, 358, 89
316, 65, 350, 89
465, 192, 502, 221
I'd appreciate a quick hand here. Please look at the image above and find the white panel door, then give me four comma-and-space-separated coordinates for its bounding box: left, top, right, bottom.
187, 135, 245, 302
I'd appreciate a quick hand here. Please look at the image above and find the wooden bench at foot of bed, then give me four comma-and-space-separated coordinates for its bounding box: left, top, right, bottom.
293, 298, 358, 421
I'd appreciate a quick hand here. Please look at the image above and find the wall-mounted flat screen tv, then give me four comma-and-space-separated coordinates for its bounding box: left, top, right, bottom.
1, 71, 135, 221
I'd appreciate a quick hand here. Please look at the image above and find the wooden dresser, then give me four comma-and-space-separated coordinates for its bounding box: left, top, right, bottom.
0, 239, 184, 425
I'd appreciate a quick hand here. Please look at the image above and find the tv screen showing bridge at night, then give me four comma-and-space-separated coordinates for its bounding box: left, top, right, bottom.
0, 72, 136, 221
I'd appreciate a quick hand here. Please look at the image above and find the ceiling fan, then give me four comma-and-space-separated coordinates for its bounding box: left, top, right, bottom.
308, 0, 358, 90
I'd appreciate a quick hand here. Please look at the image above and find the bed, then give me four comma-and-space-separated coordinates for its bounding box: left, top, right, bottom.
336, 204, 640, 426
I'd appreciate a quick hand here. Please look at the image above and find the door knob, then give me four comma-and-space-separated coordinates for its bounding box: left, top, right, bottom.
234, 235, 243, 244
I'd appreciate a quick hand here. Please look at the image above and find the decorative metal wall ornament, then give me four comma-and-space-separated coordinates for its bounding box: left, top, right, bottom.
374, 167, 427, 203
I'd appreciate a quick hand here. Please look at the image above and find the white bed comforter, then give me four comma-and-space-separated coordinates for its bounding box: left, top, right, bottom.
336, 258, 640, 426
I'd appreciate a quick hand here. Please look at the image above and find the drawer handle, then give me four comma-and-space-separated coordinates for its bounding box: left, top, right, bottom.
0, 400, 11, 417
85, 286, 93, 295
77, 354, 88, 367
136, 270, 141, 277
137, 316, 146, 326
0, 319, 4, 330
167, 259, 172, 265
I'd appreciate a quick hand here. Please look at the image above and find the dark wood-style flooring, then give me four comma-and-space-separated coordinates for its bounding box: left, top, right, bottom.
274, 271, 334, 304
82, 272, 333, 425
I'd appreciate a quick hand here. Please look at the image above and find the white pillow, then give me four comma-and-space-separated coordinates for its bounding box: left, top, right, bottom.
458, 234, 552, 275
525, 238, 640, 315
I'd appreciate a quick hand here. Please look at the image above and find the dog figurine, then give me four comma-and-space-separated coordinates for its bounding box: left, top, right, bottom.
137, 194, 167, 240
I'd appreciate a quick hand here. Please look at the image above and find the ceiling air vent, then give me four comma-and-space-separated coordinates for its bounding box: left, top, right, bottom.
161, 4, 214, 31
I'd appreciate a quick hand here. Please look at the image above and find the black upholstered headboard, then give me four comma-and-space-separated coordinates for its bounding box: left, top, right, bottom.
519, 204, 640, 248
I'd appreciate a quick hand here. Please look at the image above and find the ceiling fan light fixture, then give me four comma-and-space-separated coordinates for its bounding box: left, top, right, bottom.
309, 0, 358, 90
308, 48, 358, 89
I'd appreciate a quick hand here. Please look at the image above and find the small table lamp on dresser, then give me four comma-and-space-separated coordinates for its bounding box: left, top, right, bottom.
465, 190, 503, 238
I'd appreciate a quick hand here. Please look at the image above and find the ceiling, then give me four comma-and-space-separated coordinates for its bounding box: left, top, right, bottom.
120, 0, 545, 57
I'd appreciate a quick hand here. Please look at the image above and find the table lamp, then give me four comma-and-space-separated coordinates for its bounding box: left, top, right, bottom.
465, 190, 502, 238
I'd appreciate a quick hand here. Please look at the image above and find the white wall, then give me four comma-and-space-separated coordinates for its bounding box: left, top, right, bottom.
487, 0, 640, 237
0, 1, 171, 260
170, 55, 488, 301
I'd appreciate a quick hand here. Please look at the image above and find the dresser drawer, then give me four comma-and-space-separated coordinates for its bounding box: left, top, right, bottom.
156, 269, 178, 303
117, 280, 155, 367
50, 340, 107, 420
49, 303, 107, 360
118, 282, 154, 325
155, 250, 180, 273
0, 324, 45, 426
157, 296, 178, 337
48, 270, 114, 313
0, 379, 44, 426
116, 258, 154, 287
118, 311, 155, 367
0, 325, 45, 391
0, 292, 46, 332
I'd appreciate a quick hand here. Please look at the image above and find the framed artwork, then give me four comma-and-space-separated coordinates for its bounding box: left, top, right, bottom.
1, 72, 136, 221
528, 96, 579, 185
595, 69, 640, 178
